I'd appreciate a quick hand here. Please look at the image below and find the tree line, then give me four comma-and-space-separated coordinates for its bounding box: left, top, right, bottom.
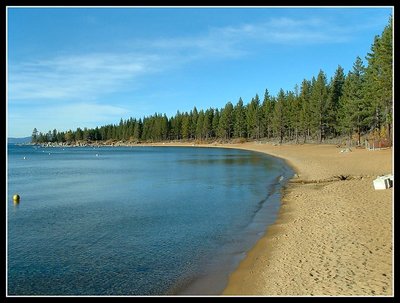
32, 16, 392, 146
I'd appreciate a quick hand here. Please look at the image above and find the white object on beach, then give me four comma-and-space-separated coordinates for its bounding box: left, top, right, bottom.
373, 174, 393, 190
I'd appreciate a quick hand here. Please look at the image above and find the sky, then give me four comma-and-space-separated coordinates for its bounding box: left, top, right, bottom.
7, 6, 392, 138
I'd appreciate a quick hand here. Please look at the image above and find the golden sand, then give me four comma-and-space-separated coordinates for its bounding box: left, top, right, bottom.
220, 143, 393, 296
147, 141, 393, 296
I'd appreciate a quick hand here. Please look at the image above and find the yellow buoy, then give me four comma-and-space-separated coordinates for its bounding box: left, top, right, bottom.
13, 194, 20, 203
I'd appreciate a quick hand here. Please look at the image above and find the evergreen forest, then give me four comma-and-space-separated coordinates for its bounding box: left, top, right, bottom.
31, 16, 393, 147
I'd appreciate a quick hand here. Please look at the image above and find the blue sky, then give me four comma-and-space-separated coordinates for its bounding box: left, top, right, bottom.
7, 6, 392, 137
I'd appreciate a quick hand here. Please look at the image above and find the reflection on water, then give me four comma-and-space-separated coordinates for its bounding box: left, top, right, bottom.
7, 145, 292, 295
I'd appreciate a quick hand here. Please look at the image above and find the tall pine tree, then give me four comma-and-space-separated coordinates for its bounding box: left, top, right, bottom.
338, 57, 368, 145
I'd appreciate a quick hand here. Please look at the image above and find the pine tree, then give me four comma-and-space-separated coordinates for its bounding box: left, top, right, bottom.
190, 107, 198, 139
75, 127, 83, 141
299, 79, 311, 143
203, 108, 213, 140
254, 94, 262, 139
233, 97, 246, 138
133, 119, 142, 140
364, 15, 393, 141
261, 89, 274, 139
309, 70, 328, 142
338, 57, 368, 144
211, 109, 219, 138
218, 102, 234, 140
286, 90, 300, 142
65, 130, 75, 143
246, 96, 261, 139
327, 65, 346, 137
181, 113, 191, 140
196, 110, 205, 140
272, 89, 286, 144
31, 128, 38, 143
161, 114, 169, 140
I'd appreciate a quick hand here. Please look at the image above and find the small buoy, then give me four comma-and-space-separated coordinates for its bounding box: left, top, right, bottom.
23, 156, 26, 160
95, 154, 99, 157
48, 153, 51, 155
13, 194, 20, 203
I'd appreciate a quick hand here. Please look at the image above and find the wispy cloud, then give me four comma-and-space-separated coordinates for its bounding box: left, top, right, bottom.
127, 16, 355, 62
8, 16, 358, 104
8, 12, 383, 137
213, 16, 352, 45
8, 52, 162, 101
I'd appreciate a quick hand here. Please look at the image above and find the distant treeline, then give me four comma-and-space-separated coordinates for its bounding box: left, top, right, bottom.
32, 16, 392, 146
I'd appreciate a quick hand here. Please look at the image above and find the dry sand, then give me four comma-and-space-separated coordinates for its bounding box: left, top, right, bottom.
221, 143, 393, 296
148, 141, 393, 296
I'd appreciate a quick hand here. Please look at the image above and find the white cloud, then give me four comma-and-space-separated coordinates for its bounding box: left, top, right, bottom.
212, 17, 351, 45
8, 52, 162, 101
8, 15, 358, 104
8, 12, 383, 138
130, 15, 356, 63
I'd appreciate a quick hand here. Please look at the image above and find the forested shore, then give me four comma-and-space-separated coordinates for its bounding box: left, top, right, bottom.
31, 17, 392, 148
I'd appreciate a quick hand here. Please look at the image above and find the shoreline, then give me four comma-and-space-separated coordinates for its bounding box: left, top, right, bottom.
222, 143, 392, 296
140, 141, 393, 296
20, 141, 393, 295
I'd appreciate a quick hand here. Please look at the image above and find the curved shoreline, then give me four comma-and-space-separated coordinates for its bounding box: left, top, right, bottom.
141, 141, 393, 296
12, 142, 392, 295
173, 148, 294, 295
220, 143, 392, 296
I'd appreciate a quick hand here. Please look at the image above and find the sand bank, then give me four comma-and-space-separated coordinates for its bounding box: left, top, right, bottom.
147, 141, 393, 296
222, 143, 393, 296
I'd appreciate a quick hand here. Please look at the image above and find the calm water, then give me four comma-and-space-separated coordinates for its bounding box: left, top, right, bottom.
7, 144, 292, 295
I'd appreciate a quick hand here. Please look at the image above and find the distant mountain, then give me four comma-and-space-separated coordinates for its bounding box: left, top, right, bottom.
8, 137, 32, 144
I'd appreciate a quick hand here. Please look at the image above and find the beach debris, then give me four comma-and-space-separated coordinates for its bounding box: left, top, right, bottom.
340, 148, 352, 153
334, 174, 350, 181
373, 174, 393, 190
290, 175, 360, 184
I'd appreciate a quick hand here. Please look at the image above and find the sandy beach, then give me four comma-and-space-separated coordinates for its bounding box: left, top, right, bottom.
147, 141, 393, 296
224, 143, 393, 296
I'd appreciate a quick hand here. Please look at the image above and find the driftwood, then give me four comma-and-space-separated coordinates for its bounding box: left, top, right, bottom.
289, 175, 363, 185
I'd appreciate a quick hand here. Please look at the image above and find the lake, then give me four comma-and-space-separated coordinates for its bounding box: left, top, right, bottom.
7, 144, 292, 295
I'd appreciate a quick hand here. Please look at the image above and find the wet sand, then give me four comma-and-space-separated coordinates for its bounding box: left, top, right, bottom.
147, 141, 393, 296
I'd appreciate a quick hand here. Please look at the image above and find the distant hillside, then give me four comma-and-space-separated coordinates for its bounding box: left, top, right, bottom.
8, 137, 32, 144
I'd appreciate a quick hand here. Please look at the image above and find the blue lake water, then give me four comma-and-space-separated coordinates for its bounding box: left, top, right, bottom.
7, 144, 293, 295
